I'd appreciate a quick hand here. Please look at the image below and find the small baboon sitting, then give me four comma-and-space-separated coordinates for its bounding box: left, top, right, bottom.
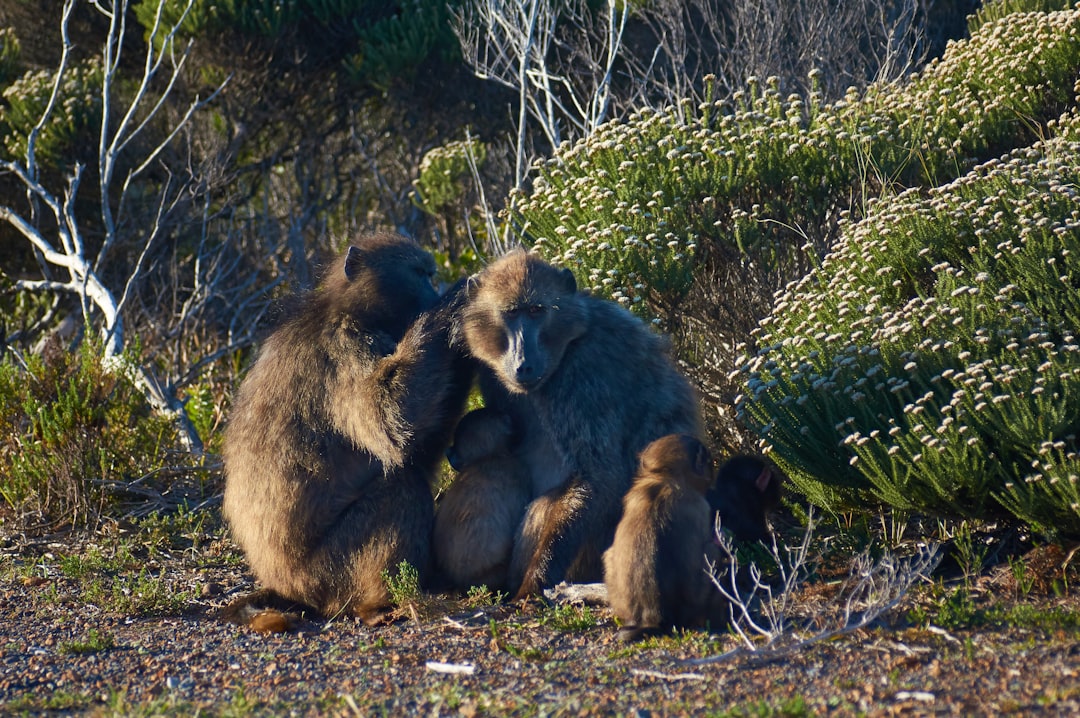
433, 408, 531, 592
603, 434, 725, 642
709, 455, 784, 544
222, 233, 472, 624
461, 251, 703, 598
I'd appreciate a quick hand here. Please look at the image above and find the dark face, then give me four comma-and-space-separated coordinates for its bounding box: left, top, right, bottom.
464, 253, 586, 394
708, 455, 782, 543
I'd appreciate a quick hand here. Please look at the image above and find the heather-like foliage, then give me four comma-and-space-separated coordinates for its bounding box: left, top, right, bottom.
0, 342, 180, 528
0, 27, 19, 89
516, 8, 1080, 323
736, 111, 1080, 535
1, 59, 103, 165
134, 0, 461, 90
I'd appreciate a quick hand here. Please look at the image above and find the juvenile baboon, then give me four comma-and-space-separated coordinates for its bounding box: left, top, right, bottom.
461, 251, 703, 598
222, 233, 472, 624
603, 434, 725, 641
433, 408, 531, 592
709, 455, 784, 544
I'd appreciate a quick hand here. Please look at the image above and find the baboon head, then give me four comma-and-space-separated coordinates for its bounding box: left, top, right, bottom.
638, 434, 714, 495
463, 251, 587, 393
708, 455, 783, 543
445, 408, 519, 472
325, 232, 439, 339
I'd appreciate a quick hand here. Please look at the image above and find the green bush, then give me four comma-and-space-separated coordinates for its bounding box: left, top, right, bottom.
968, 0, 1074, 34
1, 58, 102, 165
0, 341, 180, 528
0, 27, 20, 89
736, 109, 1080, 535
135, 0, 462, 90
515, 7, 1080, 320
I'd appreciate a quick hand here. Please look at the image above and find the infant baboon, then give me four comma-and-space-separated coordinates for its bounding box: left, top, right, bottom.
603, 434, 725, 642
461, 251, 703, 598
709, 455, 784, 544
222, 233, 472, 624
433, 408, 531, 592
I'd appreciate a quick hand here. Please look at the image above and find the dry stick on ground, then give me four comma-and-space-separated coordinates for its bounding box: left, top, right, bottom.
689, 509, 942, 666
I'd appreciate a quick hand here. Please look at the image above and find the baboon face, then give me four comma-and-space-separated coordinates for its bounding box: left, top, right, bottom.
639, 434, 714, 494
709, 455, 783, 543
464, 252, 587, 393
445, 408, 518, 471
337, 233, 439, 337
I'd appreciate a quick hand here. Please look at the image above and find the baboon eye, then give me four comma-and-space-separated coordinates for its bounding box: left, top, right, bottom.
527, 305, 545, 317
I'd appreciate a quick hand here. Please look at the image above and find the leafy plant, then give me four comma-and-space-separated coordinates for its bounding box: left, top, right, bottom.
381, 560, 422, 607
737, 108, 1080, 533
0, 341, 180, 529
58, 629, 116, 655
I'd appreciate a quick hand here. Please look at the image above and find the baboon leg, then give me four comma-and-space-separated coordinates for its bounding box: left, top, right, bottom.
511, 478, 594, 599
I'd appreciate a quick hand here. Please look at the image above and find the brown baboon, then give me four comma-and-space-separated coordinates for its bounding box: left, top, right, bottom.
603, 434, 724, 642
433, 408, 531, 592
708, 455, 784, 544
461, 251, 703, 598
221, 233, 473, 624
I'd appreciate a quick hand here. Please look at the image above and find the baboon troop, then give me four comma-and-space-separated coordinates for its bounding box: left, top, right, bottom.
222, 242, 781, 638
222, 233, 472, 623
433, 408, 531, 592
603, 434, 725, 642
461, 251, 704, 598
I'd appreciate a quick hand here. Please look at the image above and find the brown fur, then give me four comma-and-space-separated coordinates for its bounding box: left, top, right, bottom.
461, 251, 703, 598
433, 408, 531, 592
222, 233, 472, 623
709, 455, 784, 544
603, 435, 725, 641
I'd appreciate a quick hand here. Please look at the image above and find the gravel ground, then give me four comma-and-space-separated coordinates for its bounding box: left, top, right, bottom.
2, 531, 1079, 716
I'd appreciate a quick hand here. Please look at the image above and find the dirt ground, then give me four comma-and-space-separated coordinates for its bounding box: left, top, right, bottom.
1, 527, 1079, 716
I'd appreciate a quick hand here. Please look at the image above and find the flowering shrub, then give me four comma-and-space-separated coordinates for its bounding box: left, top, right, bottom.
737, 110, 1080, 535
1, 59, 103, 165
515, 8, 1080, 320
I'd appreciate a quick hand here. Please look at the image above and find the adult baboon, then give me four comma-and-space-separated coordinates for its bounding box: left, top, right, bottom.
461, 250, 703, 598
709, 455, 784, 544
433, 408, 531, 592
603, 434, 724, 641
222, 233, 472, 623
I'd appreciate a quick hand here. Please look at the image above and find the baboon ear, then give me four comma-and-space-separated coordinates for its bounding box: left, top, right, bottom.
344, 246, 366, 281
754, 466, 772, 494
465, 273, 481, 298
557, 267, 577, 293
693, 441, 711, 478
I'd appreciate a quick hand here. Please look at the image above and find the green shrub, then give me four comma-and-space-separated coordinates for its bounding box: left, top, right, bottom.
0, 341, 180, 528
1, 58, 102, 164
0, 27, 20, 89
968, 0, 1074, 34
516, 8, 1080, 319
135, 0, 463, 91
736, 110, 1080, 535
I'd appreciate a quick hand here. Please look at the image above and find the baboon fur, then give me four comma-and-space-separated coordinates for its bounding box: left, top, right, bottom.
461, 251, 703, 598
433, 408, 531, 592
222, 233, 472, 623
709, 455, 784, 544
603, 434, 725, 642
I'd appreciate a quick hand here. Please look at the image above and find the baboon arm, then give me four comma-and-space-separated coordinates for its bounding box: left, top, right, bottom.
330, 314, 467, 469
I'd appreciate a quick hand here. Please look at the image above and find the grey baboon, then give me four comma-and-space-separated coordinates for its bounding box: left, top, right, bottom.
221, 233, 472, 624
433, 408, 531, 592
461, 250, 703, 599
603, 434, 724, 642
709, 455, 783, 544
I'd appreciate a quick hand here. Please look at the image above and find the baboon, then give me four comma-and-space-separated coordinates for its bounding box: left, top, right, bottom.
433, 408, 531, 592
709, 455, 784, 544
221, 233, 473, 624
603, 434, 725, 642
461, 251, 703, 598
